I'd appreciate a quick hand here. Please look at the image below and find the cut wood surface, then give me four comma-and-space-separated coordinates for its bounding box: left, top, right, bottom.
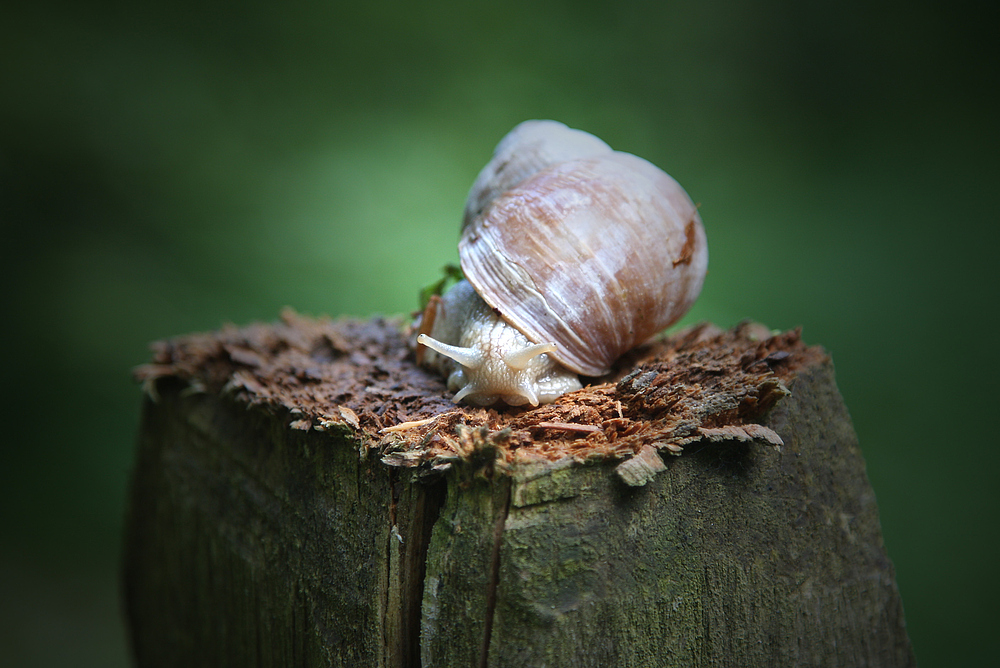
124, 314, 914, 667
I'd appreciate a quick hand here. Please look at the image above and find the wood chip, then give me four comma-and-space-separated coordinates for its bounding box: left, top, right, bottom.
338, 405, 360, 430
535, 422, 601, 433
616, 445, 667, 487
381, 417, 438, 433
697, 424, 783, 447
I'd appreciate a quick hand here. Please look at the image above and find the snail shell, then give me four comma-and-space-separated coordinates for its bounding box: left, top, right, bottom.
418, 121, 708, 406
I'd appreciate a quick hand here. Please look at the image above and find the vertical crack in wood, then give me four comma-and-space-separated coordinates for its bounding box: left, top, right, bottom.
384, 469, 449, 668
480, 478, 511, 668
383, 468, 400, 666
403, 479, 446, 668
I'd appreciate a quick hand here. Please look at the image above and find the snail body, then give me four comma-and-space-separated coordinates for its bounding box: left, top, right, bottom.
417, 279, 583, 406
417, 120, 708, 407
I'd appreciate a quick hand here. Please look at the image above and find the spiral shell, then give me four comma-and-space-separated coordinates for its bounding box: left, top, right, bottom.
459, 149, 708, 377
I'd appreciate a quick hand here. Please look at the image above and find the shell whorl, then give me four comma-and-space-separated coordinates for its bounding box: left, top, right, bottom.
461, 120, 612, 231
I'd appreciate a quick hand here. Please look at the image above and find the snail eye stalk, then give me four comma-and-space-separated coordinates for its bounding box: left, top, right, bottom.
417, 334, 482, 370
504, 342, 557, 370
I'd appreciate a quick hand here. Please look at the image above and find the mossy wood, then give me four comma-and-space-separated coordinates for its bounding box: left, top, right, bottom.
124, 315, 914, 667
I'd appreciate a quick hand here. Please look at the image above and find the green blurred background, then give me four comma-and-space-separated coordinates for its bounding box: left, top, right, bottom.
2, 0, 997, 665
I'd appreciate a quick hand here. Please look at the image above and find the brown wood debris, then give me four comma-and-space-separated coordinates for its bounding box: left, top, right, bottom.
135, 310, 827, 474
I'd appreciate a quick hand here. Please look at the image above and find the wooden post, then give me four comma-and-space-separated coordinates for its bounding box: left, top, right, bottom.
124, 314, 914, 667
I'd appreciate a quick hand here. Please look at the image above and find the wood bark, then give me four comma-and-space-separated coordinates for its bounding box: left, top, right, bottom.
124, 317, 914, 667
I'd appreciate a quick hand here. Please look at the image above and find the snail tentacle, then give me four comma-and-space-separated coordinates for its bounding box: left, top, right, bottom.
415, 334, 481, 370
516, 384, 540, 408
504, 342, 557, 370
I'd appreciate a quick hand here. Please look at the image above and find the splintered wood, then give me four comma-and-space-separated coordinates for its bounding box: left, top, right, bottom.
135, 311, 826, 475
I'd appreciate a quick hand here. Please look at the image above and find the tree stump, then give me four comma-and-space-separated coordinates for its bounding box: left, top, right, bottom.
124, 313, 914, 667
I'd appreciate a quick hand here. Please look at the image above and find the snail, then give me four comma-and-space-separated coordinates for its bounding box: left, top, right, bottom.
416, 120, 708, 407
